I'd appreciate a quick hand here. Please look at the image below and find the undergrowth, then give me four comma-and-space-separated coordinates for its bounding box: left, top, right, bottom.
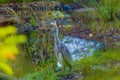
73, 48, 120, 80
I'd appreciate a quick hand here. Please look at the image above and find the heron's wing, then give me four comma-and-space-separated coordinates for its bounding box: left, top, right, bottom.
59, 42, 72, 63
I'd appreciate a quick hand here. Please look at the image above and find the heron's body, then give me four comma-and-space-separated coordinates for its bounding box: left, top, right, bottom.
55, 41, 72, 67
52, 20, 72, 68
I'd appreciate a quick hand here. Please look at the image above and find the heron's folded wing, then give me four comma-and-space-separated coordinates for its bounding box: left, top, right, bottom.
60, 42, 72, 62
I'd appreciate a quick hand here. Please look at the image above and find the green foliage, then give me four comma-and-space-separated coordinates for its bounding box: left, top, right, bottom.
36, 57, 58, 80
71, 11, 92, 26
73, 49, 120, 80
0, 0, 34, 4
23, 30, 38, 58
57, 0, 77, 4
0, 72, 17, 80
84, 0, 120, 48
29, 15, 37, 26
9, 50, 36, 78
85, 69, 120, 80
53, 11, 64, 19
19, 49, 120, 80
90, 19, 120, 33
0, 0, 11, 4
88, 0, 120, 22
21, 57, 58, 80
22, 71, 57, 80
22, 10, 65, 59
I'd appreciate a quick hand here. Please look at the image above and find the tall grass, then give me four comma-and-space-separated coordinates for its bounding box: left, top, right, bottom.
88, 0, 120, 22
73, 49, 120, 80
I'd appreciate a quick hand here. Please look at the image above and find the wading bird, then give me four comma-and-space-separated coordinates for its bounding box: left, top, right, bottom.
50, 20, 72, 69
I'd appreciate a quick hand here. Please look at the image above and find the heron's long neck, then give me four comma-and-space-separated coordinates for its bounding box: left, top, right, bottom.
54, 26, 60, 44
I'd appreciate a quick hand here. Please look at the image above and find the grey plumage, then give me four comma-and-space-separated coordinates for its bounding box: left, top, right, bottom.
51, 20, 72, 68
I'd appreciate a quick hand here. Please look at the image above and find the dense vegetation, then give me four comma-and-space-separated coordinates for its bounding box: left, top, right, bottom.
0, 0, 120, 80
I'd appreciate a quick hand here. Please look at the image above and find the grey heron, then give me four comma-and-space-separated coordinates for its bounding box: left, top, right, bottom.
51, 20, 73, 69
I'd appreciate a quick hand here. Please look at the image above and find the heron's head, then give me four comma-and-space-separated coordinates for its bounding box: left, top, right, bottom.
50, 20, 58, 35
